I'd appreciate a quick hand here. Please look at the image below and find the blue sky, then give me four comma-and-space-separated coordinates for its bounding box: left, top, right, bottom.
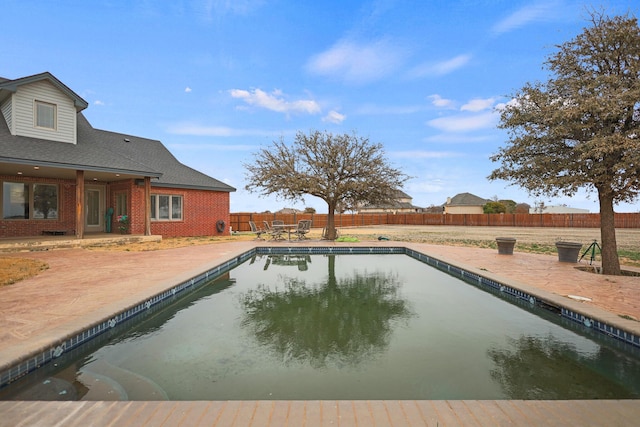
3, 0, 639, 213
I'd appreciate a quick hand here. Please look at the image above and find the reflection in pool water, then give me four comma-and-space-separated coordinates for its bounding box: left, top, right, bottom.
240, 255, 414, 369
3, 254, 640, 401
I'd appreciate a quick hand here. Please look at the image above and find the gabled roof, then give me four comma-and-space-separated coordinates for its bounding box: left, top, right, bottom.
0, 113, 161, 177
360, 189, 420, 210
446, 192, 491, 206
77, 115, 233, 191
0, 72, 235, 192
0, 72, 88, 112
0, 112, 235, 192
393, 189, 411, 199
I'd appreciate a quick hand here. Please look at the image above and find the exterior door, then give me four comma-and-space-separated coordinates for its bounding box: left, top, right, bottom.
85, 186, 104, 232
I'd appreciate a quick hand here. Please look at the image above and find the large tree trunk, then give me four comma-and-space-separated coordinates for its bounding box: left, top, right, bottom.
598, 191, 621, 275
325, 201, 337, 240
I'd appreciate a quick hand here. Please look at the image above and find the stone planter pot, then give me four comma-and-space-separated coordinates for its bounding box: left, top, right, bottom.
556, 241, 583, 263
496, 237, 516, 255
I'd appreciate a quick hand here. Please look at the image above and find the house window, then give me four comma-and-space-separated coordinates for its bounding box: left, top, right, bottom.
2, 182, 58, 219
35, 101, 56, 129
33, 184, 58, 219
115, 193, 127, 216
150, 194, 182, 221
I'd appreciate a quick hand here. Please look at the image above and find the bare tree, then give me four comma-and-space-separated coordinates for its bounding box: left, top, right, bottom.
244, 130, 409, 240
489, 12, 640, 275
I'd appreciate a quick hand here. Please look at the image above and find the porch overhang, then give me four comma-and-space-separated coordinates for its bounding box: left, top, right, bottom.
0, 159, 162, 182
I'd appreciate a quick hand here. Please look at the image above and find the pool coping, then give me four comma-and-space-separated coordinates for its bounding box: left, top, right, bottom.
2, 244, 639, 390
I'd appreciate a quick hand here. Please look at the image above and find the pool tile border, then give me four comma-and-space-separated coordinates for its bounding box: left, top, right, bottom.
2, 245, 638, 390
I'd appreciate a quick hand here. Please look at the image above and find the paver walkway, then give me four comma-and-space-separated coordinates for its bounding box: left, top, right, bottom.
1, 238, 639, 426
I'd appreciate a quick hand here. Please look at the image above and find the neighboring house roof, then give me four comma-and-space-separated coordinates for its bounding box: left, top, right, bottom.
393, 189, 412, 199
445, 192, 491, 206
359, 189, 421, 211
361, 201, 419, 210
0, 73, 235, 193
277, 208, 303, 214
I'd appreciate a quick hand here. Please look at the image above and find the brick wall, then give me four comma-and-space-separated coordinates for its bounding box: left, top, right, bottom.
143, 187, 231, 238
2, 175, 231, 238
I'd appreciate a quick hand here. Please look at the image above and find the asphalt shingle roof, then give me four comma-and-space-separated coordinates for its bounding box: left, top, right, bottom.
76, 115, 234, 191
0, 74, 235, 193
447, 192, 491, 206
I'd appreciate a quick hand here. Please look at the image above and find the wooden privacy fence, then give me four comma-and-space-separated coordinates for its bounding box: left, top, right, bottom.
230, 212, 640, 233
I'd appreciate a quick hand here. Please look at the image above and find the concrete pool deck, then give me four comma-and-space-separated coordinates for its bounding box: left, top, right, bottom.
1, 237, 640, 425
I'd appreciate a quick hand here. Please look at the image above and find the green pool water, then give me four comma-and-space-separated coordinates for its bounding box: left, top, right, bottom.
3, 253, 640, 401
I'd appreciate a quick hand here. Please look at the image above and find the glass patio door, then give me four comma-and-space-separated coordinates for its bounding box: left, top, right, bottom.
85, 186, 104, 232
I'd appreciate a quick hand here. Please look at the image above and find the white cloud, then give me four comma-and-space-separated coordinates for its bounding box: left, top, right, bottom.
432, 54, 472, 75
229, 88, 321, 115
495, 96, 531, 112
428, 94, 455, 109
322, 110, 346, 124
491, 2, 557, 35
409, 54, 472, 78
306, 38, 408, 84
185, 87, 192, 93
427, 112, 498, 133
461, 98, 497, 112
93, 100, 105, 106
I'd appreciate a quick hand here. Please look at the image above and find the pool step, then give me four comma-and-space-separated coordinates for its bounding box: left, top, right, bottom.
79, 360, 168, 400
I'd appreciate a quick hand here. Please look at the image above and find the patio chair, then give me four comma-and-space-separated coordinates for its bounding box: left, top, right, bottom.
271, 220, 286, 240
264, 220, 285, 240
249, 221, 265, 240
293, 220, 312, 240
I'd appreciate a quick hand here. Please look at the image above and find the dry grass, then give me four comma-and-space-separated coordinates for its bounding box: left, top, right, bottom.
0, 258, 49, 286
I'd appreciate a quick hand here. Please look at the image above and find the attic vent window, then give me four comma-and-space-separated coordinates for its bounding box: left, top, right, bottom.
35, 101, 56, 130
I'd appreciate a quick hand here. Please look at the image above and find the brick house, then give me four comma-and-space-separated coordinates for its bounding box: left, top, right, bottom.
0, 72, 235, 239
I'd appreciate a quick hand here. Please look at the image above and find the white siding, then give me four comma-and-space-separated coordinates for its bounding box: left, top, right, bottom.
12, 80, 77, 144
1, 97, 12, 134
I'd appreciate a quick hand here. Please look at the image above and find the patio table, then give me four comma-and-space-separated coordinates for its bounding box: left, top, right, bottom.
279, 224, 298, 240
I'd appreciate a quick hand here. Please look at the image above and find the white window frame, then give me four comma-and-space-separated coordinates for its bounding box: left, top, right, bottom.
34, 100, 57, 130
150, 194, 183, 221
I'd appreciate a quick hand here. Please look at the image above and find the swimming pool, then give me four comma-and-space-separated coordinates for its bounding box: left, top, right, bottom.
2, 251, 639, 401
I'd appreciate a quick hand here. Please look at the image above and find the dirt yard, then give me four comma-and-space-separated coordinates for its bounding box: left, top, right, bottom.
339, 225, 640, 248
